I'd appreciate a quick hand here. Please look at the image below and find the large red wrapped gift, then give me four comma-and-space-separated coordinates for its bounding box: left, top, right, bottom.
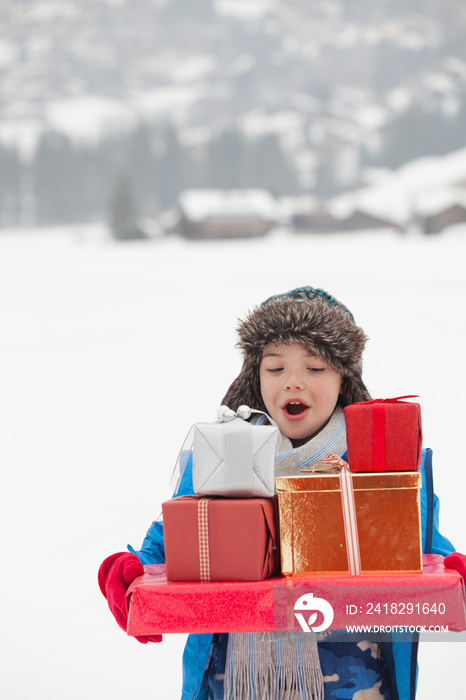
162, 495, 279, 581
344, 397, 422, 472
126, 554, 466, 636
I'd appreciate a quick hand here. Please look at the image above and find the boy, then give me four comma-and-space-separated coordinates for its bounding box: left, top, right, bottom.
99, 286, 463, 699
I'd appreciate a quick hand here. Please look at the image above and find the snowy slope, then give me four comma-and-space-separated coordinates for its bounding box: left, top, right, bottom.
0, 224, 465, 699
331, 147, 466, 225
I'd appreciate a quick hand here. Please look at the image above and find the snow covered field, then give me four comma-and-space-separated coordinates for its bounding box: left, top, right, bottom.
1, 224, 465, 699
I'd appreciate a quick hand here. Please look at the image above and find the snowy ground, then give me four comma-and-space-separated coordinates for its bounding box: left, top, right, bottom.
1, 223, 465, 699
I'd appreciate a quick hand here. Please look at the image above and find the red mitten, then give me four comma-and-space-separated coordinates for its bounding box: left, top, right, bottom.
98, 552, 162, 644
444, 552, 466, 582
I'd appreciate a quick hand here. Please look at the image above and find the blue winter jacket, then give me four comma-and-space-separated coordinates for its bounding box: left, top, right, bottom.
128, 448, 455, 700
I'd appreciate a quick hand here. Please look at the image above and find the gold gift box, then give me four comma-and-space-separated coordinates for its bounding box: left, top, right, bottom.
276, 472, 422, 574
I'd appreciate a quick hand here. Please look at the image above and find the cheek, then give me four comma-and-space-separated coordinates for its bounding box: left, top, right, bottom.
315, 378, 342, 406
324, 372, 343, 396
259, 375, 276, 408
331, 377, 344, 403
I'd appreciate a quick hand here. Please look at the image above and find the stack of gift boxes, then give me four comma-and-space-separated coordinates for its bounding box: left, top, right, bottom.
162, 398, 423, 582
163, 416, 281, 582
278, 398, 423, 575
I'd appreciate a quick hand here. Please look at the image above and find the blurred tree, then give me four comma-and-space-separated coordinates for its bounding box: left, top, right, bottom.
200, 128, 300, 195
376, 104, 462, 168
126, 122, 158, 213
109, 174, 144, 240
33, 131, 85, 224
314, 156, 341, 198
0, 144, 23, 227
449, 96, 466, 152
94, 132, 129, 213
205, 129, 248, 189
156, 124, 194, 210
247, 133, 300, 195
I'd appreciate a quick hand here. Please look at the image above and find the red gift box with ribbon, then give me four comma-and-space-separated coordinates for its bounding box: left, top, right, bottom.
162, 495, 280, 582
344, 396, 423, 472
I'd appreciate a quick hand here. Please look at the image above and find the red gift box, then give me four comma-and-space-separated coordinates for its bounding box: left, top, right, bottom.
162, 495, 280, 582
344, 397, 422, 472
126, 555, 466, 636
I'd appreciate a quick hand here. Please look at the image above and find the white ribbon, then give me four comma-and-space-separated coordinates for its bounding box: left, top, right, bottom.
339, 463, 362, 575
315, 454, 362, 575
217, 404, 252, 421
217, 404, 278, 427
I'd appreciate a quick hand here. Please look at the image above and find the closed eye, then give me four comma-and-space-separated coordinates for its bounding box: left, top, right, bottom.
309, 367, 325, 373
267, 367, 283, 373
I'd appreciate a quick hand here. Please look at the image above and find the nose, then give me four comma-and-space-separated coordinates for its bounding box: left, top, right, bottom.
284, 369, 305, 391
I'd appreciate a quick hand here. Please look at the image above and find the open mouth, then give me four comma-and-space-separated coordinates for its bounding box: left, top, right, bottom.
283, 401, 309, 417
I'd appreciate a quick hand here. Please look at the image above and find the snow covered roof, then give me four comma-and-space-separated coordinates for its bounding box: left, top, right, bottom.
178, 189, 278, 222
415, 188, 466, 217
329, 147, 466, 225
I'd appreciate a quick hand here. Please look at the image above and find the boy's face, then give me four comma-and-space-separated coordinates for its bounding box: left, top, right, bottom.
259, 342, 343, 448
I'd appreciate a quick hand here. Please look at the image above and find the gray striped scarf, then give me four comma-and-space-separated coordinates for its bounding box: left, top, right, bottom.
223, 406, 347, 700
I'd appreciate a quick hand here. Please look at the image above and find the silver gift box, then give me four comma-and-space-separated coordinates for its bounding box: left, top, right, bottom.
192, 417, 279, 497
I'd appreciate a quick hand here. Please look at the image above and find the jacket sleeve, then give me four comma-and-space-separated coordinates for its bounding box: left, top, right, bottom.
420, 448, 455, 556
127, 450, 195, 565
431, 493, 456, 556
384, 448, 456, 700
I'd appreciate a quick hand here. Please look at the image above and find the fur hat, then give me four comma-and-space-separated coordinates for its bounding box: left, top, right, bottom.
221, 286, 371, 412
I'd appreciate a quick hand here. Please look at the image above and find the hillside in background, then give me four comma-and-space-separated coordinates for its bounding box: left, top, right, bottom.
1, 0, 466, 226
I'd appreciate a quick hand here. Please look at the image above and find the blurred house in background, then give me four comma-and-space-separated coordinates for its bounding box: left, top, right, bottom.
292, 206, 398, 234
173, 189, 279, 239
416, 189, 466, 234
292, 208, 340, 234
